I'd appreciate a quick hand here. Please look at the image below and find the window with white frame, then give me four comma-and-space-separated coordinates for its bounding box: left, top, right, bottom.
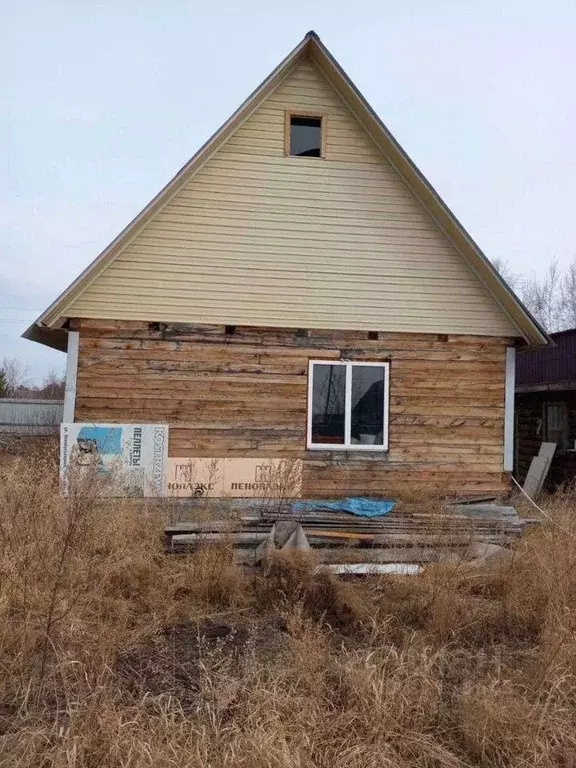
307, 361, 389, 450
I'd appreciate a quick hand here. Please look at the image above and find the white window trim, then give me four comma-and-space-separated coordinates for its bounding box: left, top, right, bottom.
306, 360, 390, 451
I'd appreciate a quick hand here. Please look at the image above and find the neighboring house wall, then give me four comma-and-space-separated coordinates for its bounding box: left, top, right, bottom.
73, 319, 511, 497
516, 329, 576, 391
62, 60, 517, 338
515, 394, 543, 480
0, 399, 63, 435
516, 329, 576, 488
515, 391, 576, 488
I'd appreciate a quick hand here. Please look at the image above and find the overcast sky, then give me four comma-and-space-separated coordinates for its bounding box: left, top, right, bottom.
2, 0, 575, 380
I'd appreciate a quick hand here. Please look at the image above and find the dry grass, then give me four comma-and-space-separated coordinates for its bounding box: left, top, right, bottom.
1, 448, 576, 766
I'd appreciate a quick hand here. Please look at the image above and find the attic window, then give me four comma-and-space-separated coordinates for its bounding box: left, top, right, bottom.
287, 113, 323, 157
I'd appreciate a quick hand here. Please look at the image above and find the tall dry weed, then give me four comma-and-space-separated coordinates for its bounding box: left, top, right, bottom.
1, 447, 576, 765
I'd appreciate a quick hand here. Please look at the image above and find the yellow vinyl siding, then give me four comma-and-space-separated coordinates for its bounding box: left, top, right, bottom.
66, 58, 518, 337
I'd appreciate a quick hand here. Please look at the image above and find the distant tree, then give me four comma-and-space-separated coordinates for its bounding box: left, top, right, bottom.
559, 256, 576, 330
490, 255, 576, 333
37, 370, 66, 400
0, 356, 29, 397
520, 259, 563, 332
0, 370, 6, 398
490, 256, 519, 291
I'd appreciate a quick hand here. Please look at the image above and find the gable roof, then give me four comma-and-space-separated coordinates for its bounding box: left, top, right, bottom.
24, 31, 549, 351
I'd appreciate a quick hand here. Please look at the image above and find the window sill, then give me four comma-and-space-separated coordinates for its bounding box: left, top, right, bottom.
307, 446, 390, 461
285, 153, 326, 160
307, 444, 388, 452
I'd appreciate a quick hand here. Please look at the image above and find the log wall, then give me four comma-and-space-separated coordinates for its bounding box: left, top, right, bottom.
72, 319, 513, 497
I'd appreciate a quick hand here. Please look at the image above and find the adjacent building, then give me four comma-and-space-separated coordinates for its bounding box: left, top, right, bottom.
516, 329, 576, 489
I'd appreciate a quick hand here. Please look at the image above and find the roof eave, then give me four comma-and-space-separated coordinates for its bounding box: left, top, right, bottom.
22, 322, 68, 352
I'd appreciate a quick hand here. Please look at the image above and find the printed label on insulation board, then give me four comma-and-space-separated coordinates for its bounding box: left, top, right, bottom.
166, 458, 303, 498
60, 423, 168, 497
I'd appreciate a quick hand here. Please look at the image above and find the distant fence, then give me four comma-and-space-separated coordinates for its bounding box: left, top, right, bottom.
0, 399, 64, 435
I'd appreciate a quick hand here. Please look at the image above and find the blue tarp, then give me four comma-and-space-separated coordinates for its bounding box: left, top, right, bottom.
291, 497, 396, 518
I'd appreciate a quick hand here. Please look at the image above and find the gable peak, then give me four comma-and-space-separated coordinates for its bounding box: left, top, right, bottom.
23, 31, 548, 349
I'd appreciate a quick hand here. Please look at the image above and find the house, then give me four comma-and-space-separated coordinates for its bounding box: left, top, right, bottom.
24, 31, 548, 499
516, 329, 576, 489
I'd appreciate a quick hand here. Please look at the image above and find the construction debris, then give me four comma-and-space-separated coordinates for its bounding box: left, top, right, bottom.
292, 497, 396, 518
522, 442, 557, 498
254, 524, 277, 563
465, 542, 514, 568
281, 524, 311, 552
323, 563, 422, 576
165, 500, 536, 567
450, 503, 519, 520
254, 522, 311, 563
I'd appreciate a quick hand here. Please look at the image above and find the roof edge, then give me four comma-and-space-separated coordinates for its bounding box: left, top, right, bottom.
308, 38, 549, 347
22, 322, 68, 352
24, 30, 550, 349
25, 33, 314, 337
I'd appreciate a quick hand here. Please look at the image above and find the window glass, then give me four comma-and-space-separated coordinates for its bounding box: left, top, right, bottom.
311, 364, 346, 444
290, 116, 322, 157
350, 365, 385, 445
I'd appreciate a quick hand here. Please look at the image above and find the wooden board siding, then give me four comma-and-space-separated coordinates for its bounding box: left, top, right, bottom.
63, 58, 517, 339
73, 319, 512, 497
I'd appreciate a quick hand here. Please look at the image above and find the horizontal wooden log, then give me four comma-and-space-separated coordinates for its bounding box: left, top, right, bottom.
77, 371, 303, 385
79, 336, 507, 364
76, 407, 304, 427
72, 319, 513, 346
76, 395, 307, 413
78, 358, 310, 376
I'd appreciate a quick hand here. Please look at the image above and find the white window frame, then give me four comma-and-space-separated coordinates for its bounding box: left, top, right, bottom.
306, 360, 390, 451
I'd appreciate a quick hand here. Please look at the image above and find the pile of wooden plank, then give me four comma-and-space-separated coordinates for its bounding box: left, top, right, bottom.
165, 503, 537, 566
